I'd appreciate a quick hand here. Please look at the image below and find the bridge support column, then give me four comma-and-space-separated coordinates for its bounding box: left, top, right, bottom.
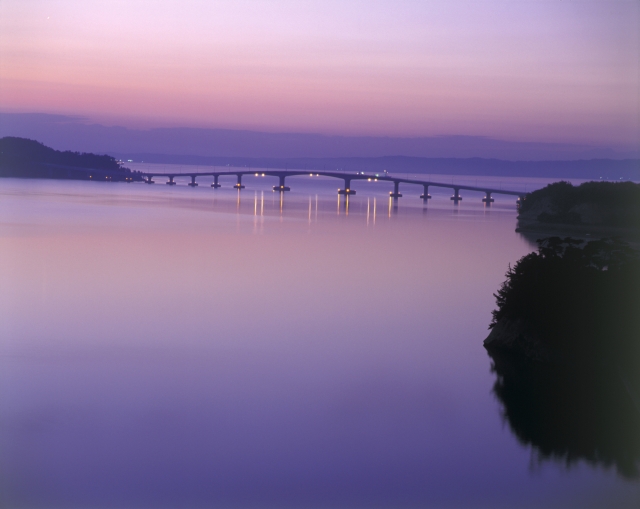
166, 175, 176, 185
338, 178, 356, 195
188, 175, 198, 187
273, 175, 290, 192
420, 184, 431, 200
211, 175, 221, 188
234, 174, 245, 189
450, 188, 461, 202
390, 181, 402, 198
145, 176, 155, 184
482, 191, 494, 204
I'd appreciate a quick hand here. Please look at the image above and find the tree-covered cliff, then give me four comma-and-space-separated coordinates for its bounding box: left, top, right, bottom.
484, 237, 640, 477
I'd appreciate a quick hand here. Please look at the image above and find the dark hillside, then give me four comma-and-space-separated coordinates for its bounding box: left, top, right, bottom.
0, 137, 138, 181
518, 181, 640, 230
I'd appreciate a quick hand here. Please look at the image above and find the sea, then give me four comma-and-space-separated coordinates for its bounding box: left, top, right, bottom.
0, 167, 638, 508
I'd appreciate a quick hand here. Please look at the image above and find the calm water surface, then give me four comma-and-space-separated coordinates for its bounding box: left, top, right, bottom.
0, 174, 638, 508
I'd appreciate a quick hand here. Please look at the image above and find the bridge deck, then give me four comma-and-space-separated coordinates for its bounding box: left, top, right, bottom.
140, 170, 526, 198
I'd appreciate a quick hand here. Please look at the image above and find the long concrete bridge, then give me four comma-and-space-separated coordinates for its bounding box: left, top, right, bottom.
139, 169, 526, 204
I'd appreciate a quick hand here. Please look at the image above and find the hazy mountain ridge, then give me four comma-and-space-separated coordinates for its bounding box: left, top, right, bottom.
2, 113, 638, 179
1, 113, 637, 161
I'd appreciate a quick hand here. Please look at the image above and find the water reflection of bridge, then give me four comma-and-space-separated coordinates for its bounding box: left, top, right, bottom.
140, 170, 526, 204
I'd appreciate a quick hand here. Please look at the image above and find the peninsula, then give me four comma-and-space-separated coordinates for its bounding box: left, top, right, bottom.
0, 137, 141, 182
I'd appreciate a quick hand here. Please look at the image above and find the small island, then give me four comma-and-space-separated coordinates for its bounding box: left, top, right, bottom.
517, 180, 640, 240
0, 137, 142, 182
485, 237, 640, 477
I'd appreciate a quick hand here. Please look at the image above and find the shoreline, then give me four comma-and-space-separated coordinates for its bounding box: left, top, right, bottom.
515, 221, 640, 247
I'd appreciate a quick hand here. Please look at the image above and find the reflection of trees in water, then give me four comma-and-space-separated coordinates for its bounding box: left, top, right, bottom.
488, 349, 640, 479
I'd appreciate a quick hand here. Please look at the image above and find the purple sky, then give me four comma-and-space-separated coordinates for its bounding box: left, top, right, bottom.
0, 1, 638, 152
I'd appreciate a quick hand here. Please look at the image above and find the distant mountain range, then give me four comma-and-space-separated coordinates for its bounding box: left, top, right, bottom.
0, 113, 638, 179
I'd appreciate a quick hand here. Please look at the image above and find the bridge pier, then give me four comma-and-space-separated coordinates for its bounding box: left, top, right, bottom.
517, 195, 525, 208
450, 188, 462, 202
338, 178, 356, 195
145, 176, 155, 184
188, 175, 198, 187
234, 174, 245, 189
390, 181, 402, 198
166, 175, 176, 185
211, 175, 221, 188
482, 191, 494, 204
420, 184, 431, 200
273, 175, 290, 192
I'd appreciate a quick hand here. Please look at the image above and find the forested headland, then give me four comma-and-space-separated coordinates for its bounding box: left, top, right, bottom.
517, 181, 640, 234
0, 137, 141, 182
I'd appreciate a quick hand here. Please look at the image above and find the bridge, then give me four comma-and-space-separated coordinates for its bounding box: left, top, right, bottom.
139, 169, 526, 204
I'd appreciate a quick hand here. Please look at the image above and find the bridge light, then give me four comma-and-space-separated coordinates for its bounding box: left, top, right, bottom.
255, 173, 258, 176
262, 173, 265, 176
310, 173, 313, 176
368, 178, 371, 181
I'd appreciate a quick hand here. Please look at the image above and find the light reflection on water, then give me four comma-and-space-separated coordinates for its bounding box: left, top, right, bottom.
0, 177, 638, 508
